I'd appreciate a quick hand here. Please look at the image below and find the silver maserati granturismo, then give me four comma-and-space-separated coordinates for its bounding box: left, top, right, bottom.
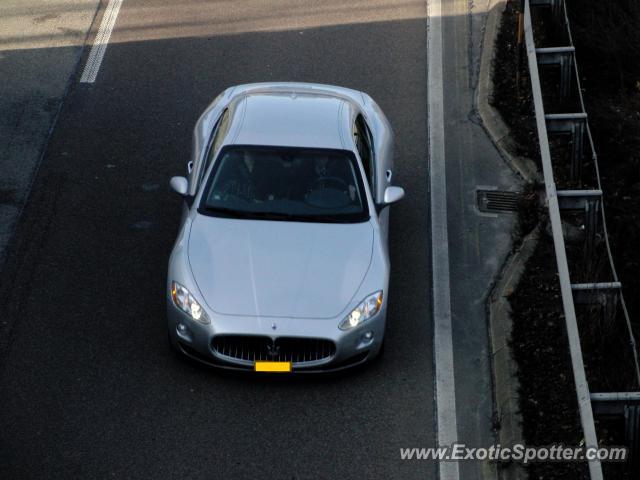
167, 82, 404, 372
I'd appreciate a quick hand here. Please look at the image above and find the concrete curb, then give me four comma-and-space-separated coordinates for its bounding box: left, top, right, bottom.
476, 0, 540, 185
476, 2, 542, 479
488, 228, 539, 480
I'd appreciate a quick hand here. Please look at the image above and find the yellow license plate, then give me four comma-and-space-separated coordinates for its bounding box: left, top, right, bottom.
254, 361, 292, 373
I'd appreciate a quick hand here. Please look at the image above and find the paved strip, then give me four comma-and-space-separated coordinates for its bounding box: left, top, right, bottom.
80, 0, 123, 83
426, 0, 459, 479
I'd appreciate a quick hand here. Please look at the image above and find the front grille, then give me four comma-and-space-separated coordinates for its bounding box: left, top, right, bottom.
212, 335, 336, 365
276, 337, 336, 363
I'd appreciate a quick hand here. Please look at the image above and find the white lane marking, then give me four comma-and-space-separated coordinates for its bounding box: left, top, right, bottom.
80, 0, 123, 83
427, 0, 460, 479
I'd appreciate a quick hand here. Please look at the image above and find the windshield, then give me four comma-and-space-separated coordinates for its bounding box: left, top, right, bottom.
199, 146, 369, 223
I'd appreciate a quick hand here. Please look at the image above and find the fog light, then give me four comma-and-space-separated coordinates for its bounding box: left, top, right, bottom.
357, 331, 374, 348
356, 330, 373, 348
176, 322, 194, 342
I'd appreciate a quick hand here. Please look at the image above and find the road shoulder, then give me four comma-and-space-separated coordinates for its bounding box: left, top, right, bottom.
476, 3, 535, 479
0, 0, 100, 268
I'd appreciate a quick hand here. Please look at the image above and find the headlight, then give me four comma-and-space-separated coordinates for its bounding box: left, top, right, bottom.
339, 291, 383, 330
171, 281, 210, 324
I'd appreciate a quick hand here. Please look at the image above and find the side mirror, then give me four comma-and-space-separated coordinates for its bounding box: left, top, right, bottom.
170, 176, 189, 196
383, 186, 405, 204
376, 186, 405, 212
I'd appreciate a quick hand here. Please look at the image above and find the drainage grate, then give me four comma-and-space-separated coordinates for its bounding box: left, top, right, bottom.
477, 189, 521, 213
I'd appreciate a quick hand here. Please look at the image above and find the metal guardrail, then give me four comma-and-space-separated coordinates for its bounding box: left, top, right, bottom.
522, 0, 640, 478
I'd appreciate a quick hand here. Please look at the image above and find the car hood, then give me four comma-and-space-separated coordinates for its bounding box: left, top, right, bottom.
188, 215, 374, 319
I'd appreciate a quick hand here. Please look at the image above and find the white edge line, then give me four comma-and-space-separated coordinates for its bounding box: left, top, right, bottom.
80, 0, 123, 83
427, 0, 460, 479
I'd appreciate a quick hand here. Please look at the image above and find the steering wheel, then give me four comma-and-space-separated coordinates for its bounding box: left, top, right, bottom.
311, 176, 349, 192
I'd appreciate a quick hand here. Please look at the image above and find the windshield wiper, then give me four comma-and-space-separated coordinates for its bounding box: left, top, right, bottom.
202, 206, 294, 221
249, 211, 295, 220
287, 214, 350, 223
201, 206, 257, 219
251, 212, 351, 223
202, 206, 354, 223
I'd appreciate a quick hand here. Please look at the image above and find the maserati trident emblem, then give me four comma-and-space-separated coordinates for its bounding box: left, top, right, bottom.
271, 322, 277, 330
266, 343, 280, 358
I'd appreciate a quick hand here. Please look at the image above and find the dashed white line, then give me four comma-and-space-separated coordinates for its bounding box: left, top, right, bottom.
80, 0, 123, 83
427, 0, 460, 479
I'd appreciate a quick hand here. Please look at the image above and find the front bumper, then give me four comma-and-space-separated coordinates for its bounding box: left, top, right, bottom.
167, 301, 386, 373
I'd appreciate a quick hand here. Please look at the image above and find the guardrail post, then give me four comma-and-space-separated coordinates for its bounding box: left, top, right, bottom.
557, 190, 602, 265
584, 197, 599, 264
530, 0, 563, 20
591, 392, 640, 472
626, 405, 640, 472
572, 282, 621, 326
536, 47, 574, 99
546, 113, 588, 185
591, 391, 640, 415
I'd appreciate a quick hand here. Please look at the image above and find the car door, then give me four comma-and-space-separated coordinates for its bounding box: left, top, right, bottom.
179, 109, 230, 225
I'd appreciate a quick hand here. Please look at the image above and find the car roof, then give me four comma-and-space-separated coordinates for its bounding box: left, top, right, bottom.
223, 92, 352, 150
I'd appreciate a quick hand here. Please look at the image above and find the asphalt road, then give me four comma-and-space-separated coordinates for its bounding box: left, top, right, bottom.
0, 1, 437, 479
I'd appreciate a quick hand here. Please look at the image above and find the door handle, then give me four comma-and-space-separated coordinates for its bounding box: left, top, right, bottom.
385, 169, 392, 182
187, 161, 194, 174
